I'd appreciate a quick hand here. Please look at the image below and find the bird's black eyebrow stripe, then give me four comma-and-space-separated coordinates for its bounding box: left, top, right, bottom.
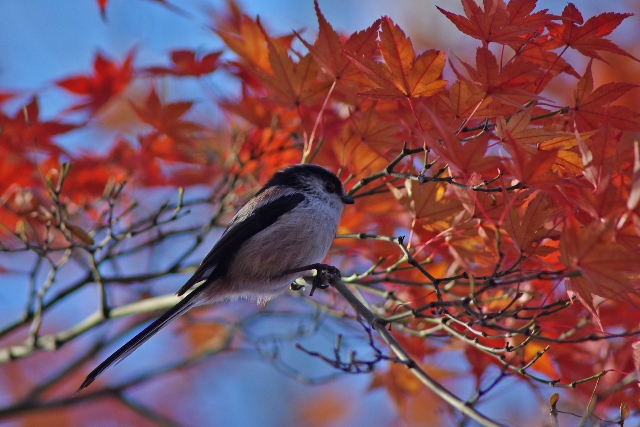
176, 192, 306, 295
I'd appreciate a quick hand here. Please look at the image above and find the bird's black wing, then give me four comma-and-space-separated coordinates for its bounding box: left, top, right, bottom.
176, 191, 305, 295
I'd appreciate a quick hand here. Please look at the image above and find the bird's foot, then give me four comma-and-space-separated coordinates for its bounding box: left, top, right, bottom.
285, 263, 342, 296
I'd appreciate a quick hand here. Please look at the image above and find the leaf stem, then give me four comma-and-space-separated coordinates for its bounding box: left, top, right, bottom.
303, 79, 337, 163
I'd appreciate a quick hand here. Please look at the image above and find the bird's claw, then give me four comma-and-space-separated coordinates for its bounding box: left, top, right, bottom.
310, 264, 341, 296
286, 263, 342, 296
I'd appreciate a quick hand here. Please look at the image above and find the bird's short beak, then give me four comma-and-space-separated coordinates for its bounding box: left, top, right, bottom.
342, 195, 355, 204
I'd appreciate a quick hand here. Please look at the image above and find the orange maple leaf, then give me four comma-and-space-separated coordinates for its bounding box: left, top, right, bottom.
369, 360, 456, 425
344, 17, 447, 100
293, 388, 350, 427
494, 108, 589, 176
217, 16, 269, 71
180, 321, 229, 356
437, 0, 558, 45
537, 131, 596, 152
220, 84, 279, 128
570, 60, 640, 132
546, 3, 638, 63
536, 130, 596, 176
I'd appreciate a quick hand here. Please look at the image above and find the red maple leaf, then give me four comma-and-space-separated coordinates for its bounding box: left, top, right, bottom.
0, 91, 14, 106
131, 87, 201, 148
344, 17, 447, 100
560, 216, 640, 329
458, 47, 542, 106
439, 79, 498, 120
437, 0, 559, 46
145, 50, 222, 77
298, 0, 380, 87
423, 106, 497, 175
546, 3, 638, 62
96, 0, 107, 20
570, 60, 640, 131
220, 84, 279, 128
350, 106, 403, 156
56, 49, 135, 115
573, 119, 620, 191
503, 191, 553, 253
0, 97, 76, 156
510, 35, 580, 79
502, 135, 560, 187
628, 142, 640, 212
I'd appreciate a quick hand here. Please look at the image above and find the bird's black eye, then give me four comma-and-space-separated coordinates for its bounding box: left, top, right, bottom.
325, 182, 336, 193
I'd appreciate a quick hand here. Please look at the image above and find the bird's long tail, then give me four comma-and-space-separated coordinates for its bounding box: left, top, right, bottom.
76, 289, 200, 394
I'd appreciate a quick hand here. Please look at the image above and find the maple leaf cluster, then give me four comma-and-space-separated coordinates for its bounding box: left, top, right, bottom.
2, 0, 640, 424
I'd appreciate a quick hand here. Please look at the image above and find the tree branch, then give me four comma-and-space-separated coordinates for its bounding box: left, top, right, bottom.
330, 277, 504, 427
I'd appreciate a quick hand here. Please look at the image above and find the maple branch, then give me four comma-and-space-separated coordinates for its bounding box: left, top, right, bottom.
0, 321, 235, 421
333, 230, 634, 400
394, 235, 442, 300
459, 106, 569, 134
330, 277, 504, 427
457, 118, 489, 139
0, 172, 241, 364
596, 371, 640, 399
1, 297, 341, 420
347, 142, 524, 195
117, 395, 184, 427
0, 294, 182, 364
348, 141, 425, 196
296, 320, 391, 374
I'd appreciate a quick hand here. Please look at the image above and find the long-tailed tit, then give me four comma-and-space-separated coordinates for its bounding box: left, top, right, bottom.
77, 164, 354, 392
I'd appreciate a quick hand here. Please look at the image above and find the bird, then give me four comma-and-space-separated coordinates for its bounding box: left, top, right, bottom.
77, 163, 354, 393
